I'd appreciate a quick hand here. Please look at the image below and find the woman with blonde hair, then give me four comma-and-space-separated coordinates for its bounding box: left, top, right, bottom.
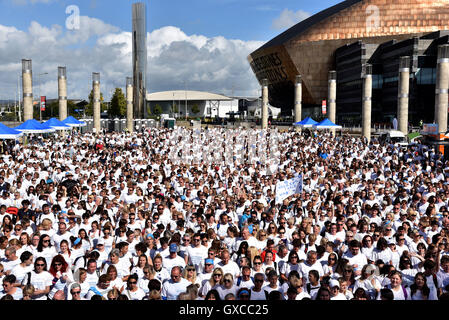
255, 229, 268, 251
247, 246, 260, 265
182, 265, 198, 285
38, 219, 55, 238
107, 287, 120, 300
200, 267, 223, 297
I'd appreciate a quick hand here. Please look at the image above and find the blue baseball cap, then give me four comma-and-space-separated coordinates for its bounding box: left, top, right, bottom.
181, 195, 186, 201
205, 259, 214, 265
169, 243, 178, 253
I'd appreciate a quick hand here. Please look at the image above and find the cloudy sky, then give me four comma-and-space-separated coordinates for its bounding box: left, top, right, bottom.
0, 0, 340, 101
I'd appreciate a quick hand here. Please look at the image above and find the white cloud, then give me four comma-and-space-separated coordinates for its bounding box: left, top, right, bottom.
0, 19, 263, 101
272, 9, 311, 31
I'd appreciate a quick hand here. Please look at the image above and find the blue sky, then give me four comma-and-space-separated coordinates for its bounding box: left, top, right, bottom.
0, 0, 341, 100
1, 0, 340, 40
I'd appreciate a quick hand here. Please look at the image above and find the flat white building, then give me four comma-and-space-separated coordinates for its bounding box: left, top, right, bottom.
146, 90, 239, 118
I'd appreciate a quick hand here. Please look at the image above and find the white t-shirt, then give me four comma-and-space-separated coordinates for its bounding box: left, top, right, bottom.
250, 288, 267, 300
22, 270, 53, 300
162, 278, 190, 300
11, 264, 33, 284
217, 261, 240, 279
185, 246, 208, 268
216, 284, 238, 300
162, 255, 186, 273
124, 287, 146, 300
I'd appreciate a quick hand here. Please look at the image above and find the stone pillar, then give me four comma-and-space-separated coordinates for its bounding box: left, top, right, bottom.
92, 72, 101, 135
362, 64, 373, 142
58, 66, 67, 121
126, 77, 134, 133
22, 59, 33, 121
435, 44, 449, 135
397, 56, 410, 135
294, 75, 302, 131
261, 79, 268, 129
328, 71, 337, 123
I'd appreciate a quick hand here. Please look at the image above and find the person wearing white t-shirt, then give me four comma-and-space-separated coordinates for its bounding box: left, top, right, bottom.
299, 251, 324, 284
342, 240, 367, 277
184, 234, 208, 270
85, 274, 113, 300
163, 244, 186, 273
1, 246, 20, 273
21, 257, 53, 300
217, 250, 240, 279
250, 272, 267, 300
11, 251, 34, 284
329, 279, 347, 300
162, 266, 190, 300
123, 274, 146, 300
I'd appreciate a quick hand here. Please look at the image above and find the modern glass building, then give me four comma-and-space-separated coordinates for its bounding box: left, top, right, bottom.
248, 0, 449, 123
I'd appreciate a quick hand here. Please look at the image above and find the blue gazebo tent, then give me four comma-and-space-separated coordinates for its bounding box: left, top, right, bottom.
293, 117, 318, 128
0, 122, 23, 139
313, 118, 342, 130
15, 119, 55, 133
43, 118, 71, 130
62, 116, 86, 127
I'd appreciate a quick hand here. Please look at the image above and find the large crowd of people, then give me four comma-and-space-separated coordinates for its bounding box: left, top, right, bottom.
0, 126, 448, 301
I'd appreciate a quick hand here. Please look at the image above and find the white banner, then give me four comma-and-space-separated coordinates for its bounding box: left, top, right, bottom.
275, 175, 303, 204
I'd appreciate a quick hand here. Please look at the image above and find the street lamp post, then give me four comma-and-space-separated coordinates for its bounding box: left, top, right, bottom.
38, 72, 48, 121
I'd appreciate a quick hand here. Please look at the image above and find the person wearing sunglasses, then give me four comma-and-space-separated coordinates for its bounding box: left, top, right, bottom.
21, 257, 52, 300
217, 273, 238, 300
123, 273, 145, 300
250, 272, 266, 300
48, 254, 74, 300
69, 282, 85, 300
200, 267, 224, 298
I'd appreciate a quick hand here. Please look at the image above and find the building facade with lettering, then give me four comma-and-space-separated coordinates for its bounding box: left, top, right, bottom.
248, 0, 449, 123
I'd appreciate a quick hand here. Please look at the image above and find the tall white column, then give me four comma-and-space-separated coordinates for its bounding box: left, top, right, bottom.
435, 44, 449, 135
261, 79, 268, 129
92, 72, 101, 135
328, 71, 337, 136
397, 56, 410, 135
362, 64, 372, 142
22, 59, 33, 121
58, 66, 67, 121
126, 77, 134, 133
294, 75, 302, 131
328, 71, 337, 124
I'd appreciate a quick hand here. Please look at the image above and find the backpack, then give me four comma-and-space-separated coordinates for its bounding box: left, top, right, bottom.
402, 285, 408, 300
74, 255, 87, 269
26, 271, 32, 286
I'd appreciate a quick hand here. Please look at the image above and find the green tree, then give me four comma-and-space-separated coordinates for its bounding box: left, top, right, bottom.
191, 103, 200, 115
85, 89, 107, 116
153, 104, 162, 116
109, 88, 126, 117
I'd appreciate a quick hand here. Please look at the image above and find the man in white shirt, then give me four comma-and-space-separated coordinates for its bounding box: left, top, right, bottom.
299, 251, 324, 284
52, 222, 72, 252
161, 266, 190, 300
1, 246, 20, 273
342, 240, 367, 277
184, 233, 208, 271
162, 244, 186, 273
217, 249, 240, 279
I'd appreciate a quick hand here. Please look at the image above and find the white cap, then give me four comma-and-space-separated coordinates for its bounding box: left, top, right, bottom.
96, 238, 105, 245
329, 279, 340, 288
